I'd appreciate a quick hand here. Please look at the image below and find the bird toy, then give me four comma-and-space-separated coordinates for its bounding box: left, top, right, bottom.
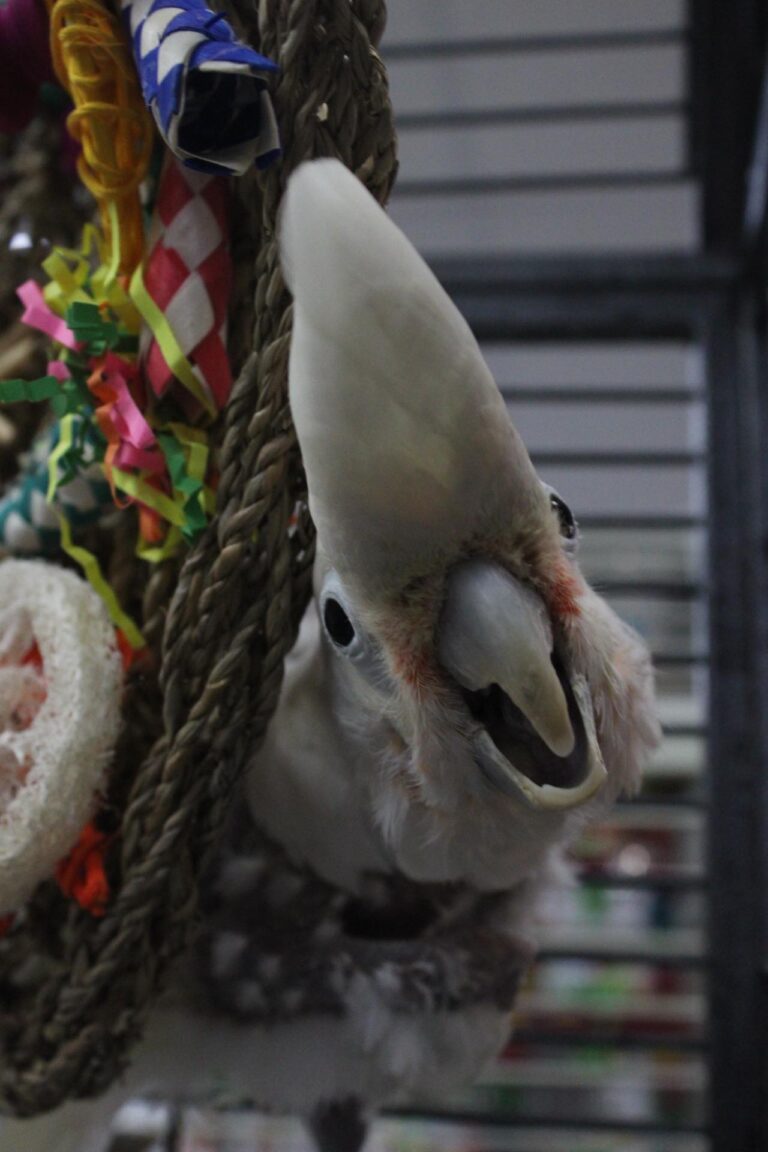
120, 0, 280, 174
0, 6, 657, 1152
136, 153, 234, 414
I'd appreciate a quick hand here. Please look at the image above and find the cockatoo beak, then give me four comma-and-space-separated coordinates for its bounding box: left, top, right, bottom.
437, 560, 607, 810
280, 159, 546, 604
280, 161, 604, 813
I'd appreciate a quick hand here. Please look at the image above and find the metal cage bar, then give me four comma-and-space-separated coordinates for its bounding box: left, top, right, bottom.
705, 292, 768, 1152
424, 247, 767, 1151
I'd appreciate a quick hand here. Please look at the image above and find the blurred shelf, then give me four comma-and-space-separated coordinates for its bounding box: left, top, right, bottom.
175, 1109, 709, 1152
516, 990, 705, 1026
537, 925, 705, 965
575, 867, 705, 892
475, 1053, 706, 1091
609, 803, 705, 829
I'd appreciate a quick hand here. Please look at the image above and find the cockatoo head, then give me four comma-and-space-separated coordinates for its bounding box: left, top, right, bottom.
280, 160, 660, 887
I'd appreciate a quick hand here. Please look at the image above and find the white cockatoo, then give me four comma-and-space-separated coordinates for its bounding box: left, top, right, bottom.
1, 160, 660, 1152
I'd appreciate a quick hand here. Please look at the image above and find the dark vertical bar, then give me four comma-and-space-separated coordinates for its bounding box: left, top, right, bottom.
690, 0, 767, 249
706, 294, 768, 1152
753, 294, 768, 1144
742, 56, 768, 253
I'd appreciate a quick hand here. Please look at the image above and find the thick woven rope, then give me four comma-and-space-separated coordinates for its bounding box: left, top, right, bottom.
0, 0, 396, 1116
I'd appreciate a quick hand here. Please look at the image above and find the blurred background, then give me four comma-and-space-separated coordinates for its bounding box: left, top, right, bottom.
3, 0, 768, 1149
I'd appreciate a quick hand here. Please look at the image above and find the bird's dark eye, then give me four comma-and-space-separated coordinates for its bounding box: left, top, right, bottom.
550, 492, 577, 540
323, 597, 356, 648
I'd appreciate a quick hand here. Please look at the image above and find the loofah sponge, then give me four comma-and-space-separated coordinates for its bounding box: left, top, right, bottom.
0, 561, 123, 915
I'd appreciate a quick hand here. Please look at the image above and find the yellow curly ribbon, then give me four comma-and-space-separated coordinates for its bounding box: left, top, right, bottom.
41, 221, 102, 317
43, 206, 143, 333
59, 514, 146, 649
46, 0, 154, 275
166, 421, 209, 482
111, 468, 188, 527
129, 262, 218, 417
46, 413, 76, 501
136, 525, 183, 563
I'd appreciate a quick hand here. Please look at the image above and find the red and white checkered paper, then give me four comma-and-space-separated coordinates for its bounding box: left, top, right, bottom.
142, 155, 233, 412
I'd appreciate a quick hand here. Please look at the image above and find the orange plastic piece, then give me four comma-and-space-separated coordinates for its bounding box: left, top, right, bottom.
55, 821, 111, 916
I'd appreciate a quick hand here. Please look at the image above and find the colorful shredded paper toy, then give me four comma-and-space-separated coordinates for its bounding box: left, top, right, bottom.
0, 218, 219, 648
121, 0, 281, 175
0, 560, 122, 916
0, 0, 260, 650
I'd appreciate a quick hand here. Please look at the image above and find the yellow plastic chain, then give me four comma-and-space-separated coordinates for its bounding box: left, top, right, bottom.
46, 0, 154, 274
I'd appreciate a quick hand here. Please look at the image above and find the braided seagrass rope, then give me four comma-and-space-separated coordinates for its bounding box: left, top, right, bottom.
0, 0, 396, 1115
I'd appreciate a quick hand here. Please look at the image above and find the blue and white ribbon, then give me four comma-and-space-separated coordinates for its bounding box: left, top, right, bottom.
121, 0, 281, 176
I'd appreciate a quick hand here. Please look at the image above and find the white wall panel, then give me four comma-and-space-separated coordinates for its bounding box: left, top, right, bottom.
390, 184, 699, 255
397, 117, 685, 182
386, 0, 686, 45
385, 47, 686, 117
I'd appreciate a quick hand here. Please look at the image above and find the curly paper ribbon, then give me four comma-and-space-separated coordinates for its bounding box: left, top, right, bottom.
59, 514, 145, 648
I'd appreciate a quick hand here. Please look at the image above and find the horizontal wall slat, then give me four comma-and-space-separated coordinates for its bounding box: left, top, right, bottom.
503, 387, 703, 402
385, 0, 686, 46
386, 47, 686, 116
397, 100, 688, 130
386, 31, 687, 61
396, 170, 687, 197
482, 341, 702, 386
526, 464, 704, 517
397, 118, 685, 183
390, 184, 699, 256
578, 514, 705, 528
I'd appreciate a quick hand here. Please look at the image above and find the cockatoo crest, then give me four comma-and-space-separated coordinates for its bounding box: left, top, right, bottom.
281, 160, 546, 605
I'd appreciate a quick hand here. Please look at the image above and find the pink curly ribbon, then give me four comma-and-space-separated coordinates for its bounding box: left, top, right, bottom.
17, 281, 80, 351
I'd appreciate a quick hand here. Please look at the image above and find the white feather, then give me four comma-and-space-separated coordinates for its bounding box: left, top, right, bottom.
281, 159, 544, 600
